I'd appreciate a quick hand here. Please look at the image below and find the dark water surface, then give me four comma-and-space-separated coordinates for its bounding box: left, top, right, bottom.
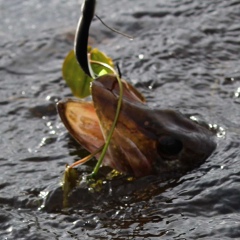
1, 0, 240, 239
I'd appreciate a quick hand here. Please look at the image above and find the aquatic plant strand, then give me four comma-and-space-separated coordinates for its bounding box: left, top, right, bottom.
88, 61, 123, 178
66, 59, 123, 178
68, 144, 104, 168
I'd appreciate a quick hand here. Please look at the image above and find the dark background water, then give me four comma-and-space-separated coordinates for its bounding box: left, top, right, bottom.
1, 0, 240, 239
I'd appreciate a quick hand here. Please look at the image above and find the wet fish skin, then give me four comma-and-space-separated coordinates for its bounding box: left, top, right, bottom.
57, 75, 216, 177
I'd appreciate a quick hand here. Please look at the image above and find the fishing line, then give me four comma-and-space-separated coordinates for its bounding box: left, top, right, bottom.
95, 15, 134, 40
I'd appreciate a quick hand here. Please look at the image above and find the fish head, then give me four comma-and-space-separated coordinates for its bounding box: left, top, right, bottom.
58, 75, 216, 177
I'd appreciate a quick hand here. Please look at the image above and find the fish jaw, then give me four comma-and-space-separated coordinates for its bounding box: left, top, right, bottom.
57, 99, 105, 154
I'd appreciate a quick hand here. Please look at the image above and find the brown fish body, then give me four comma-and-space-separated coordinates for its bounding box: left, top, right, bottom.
57, 75, 216, 177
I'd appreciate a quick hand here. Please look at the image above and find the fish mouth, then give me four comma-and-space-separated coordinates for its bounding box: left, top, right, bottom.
57, 99, 105, 155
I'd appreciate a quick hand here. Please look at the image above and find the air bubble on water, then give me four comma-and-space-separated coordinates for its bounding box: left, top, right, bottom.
234, 87, 240, 98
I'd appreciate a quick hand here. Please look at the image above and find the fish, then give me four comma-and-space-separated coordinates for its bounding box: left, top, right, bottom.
57, 74, 216, 177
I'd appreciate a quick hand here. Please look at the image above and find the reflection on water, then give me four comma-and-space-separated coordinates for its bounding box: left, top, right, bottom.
1, 0, 240, 239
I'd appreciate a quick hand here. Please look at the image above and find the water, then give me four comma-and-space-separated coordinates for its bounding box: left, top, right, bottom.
1, 0, 240, 239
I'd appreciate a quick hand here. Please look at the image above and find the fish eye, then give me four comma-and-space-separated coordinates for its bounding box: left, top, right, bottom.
157, 136, 183, 157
